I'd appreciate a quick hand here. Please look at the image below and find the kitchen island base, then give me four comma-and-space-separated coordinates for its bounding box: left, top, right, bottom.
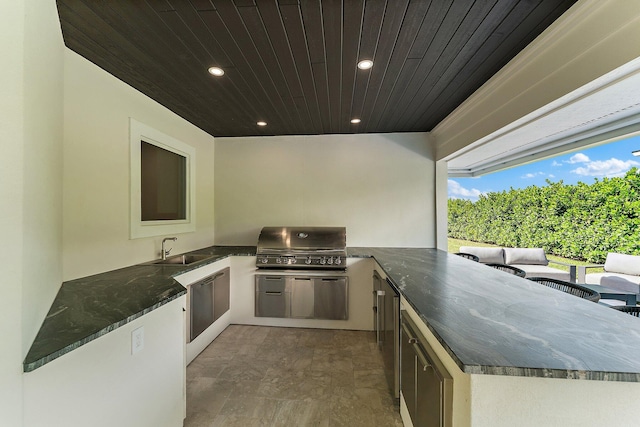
231, 256, 373, 331
401, 297, 640, 427
23, 297, 186, 427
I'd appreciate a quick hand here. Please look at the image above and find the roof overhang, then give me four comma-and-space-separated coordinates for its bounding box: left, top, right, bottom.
445, 57, 640, 177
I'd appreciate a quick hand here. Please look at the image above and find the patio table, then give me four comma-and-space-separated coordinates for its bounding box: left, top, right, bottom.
580, 283, 637, 306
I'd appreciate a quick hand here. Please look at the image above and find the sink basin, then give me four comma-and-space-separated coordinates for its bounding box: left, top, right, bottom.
147, 254, 212, 266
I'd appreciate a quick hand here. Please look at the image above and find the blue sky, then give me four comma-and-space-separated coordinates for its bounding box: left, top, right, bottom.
448, 134, 640, 200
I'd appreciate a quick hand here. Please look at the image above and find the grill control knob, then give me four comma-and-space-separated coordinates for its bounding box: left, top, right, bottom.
327, 257, 334, 265
335, 257, 342, 265
261, 258, 269, 264
276, 257, 282, 264
305, 257, 312, 265
320, 257, 326, 265
291, 258, 297, 264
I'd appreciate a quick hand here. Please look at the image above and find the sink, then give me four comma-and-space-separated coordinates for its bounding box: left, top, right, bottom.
146, 254, 212, 266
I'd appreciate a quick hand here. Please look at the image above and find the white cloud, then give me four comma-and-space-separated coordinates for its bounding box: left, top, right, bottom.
552, 161, 562, 167
521, 172, 544, 179
566, 153, 590, 164
448, 180, 484, 200
571, 157, 640, 177
548, 174, 555, 178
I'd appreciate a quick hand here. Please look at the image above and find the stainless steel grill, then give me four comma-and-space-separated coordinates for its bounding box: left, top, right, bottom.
256, 226, 347, 270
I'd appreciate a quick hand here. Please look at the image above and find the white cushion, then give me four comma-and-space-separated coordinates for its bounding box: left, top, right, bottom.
599, 299, 627, 307
513, 264, 570, 282
586, 272, 640, 294
459, 246, 504, 264
504, 248, 548, 266
604, 253, 640, 276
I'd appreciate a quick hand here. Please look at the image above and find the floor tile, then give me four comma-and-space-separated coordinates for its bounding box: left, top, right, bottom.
185, 325, 401, 426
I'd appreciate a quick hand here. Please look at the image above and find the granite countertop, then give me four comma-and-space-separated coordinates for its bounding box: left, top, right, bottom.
23, 246, 256, 372
349, 247, 640, 382
26, 245, 640, 382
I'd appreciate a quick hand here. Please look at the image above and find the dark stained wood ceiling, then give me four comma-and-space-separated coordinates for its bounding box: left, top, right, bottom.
56, 0, 577, 137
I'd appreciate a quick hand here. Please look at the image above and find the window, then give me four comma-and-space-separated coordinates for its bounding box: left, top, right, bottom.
130, 119, 196, 239
141, 141, 186, 221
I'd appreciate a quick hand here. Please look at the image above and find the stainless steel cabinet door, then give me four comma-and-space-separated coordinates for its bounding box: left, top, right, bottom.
190, 278, 214, 342
401, 311, 453, 427
213, 268, 230, 322
416, 344, 443, 426
382, 279, 400, 400
373, 271, 383, 344
291, 277, 314, 318
314, 277, 348, 320
401, 322, 417, 420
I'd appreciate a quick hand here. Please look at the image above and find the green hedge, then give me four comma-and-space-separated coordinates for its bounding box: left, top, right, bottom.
448, 168, 640, 263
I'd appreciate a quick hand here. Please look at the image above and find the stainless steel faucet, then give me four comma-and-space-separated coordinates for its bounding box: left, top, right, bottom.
161, 237, 177, 260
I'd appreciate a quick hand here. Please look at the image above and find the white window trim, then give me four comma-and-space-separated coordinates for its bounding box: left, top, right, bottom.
130, 118, 196, 239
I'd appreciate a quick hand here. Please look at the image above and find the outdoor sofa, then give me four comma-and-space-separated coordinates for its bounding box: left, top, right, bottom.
579, 252, 640, 294
459, 246, 576, 282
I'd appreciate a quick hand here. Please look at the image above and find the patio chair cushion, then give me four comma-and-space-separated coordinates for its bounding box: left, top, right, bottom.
513, 264, 571, 281
503, 248, 548, 266
604, 253, 640, 276
585, 273, 640, 294
459, 246, 504, 264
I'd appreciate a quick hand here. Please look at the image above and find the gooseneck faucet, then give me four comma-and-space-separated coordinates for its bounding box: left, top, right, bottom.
161, 237, 177, 260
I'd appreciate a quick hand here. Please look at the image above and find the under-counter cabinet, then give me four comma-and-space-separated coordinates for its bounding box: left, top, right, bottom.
373, 271, 400, 400
255, 274, 348, 320
212, 268, 230, 322
401, 310, 453, 427
188, 267, 230, 342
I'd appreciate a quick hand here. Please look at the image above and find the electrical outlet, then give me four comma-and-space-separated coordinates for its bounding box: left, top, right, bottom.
131, 326, 144, 355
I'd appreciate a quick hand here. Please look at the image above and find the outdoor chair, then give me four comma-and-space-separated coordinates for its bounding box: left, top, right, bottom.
578, 252, 640, 295
528, 277, 601, 302
612, 305, 640, 317
486, 263, 526, 278
455, 252, 479, 262
460, 246, 576, 282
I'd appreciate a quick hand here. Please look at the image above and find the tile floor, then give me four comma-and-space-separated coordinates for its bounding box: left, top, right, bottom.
185, 325, 404, 427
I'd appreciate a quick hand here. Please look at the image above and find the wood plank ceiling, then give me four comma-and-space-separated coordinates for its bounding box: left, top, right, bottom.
56, 0, 577, 138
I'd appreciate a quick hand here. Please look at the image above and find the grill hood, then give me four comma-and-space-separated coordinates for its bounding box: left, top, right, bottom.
257, 227, 346, 254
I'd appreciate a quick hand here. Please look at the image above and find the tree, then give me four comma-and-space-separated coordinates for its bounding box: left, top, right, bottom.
448, 168, 640, 262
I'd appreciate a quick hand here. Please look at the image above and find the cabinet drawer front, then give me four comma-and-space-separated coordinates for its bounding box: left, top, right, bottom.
256, 275, 287, 293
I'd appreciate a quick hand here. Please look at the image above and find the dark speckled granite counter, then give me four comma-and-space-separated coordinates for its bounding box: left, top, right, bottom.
23, 246, 256, 372
349, 247, 640, 382
26, 245, 640, 382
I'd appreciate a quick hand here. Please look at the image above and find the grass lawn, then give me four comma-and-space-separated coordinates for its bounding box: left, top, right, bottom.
448, 238, 604, 273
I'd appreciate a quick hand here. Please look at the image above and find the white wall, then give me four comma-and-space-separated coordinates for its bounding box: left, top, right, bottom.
24, 297, 186, 427
214, 133, 436, 247
469, 374, 640, 427
0, 0, 64, 425
22, 0, 64, 355
63, 51, 217, 280
0, 2, 27, 425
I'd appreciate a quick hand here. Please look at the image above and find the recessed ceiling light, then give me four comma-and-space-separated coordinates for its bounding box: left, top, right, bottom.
357, 59, 373, 70
257, 121, 267, 126
208, 67, 224, 76
350, 118, 361, 124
